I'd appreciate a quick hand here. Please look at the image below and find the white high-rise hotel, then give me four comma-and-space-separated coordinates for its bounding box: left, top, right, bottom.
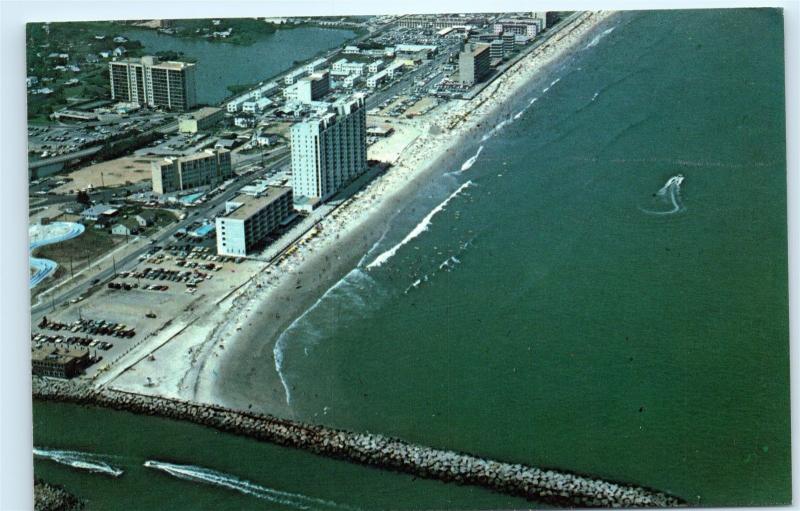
290, 95, 367, 210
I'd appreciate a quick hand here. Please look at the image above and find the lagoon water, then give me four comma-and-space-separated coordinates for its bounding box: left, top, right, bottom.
34, 9, 789, 508
120, 26, 355, 104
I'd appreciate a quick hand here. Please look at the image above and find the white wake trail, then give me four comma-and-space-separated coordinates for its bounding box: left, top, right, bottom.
367, 181, 473, 270
641, 174, 685, 215
144, 460, 356, 510
33, 447, 124, 477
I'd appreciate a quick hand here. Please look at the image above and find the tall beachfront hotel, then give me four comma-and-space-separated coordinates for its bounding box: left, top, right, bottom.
109, 56, 197, 112
290, 95, 367, 211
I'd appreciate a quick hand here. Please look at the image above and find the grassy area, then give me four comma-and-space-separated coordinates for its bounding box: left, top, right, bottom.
144, 209, 178, 234
165, 18, 364, 46
26, 20, 147, 122
33, 225, 119, 270
167, 18, 282, 45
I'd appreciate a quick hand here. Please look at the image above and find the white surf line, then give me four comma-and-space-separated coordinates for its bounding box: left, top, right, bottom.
514, 96, 541, 120
481, 118, 512, 142
367, 180, 474, 270
273, 268, 369, 405
584, 25, 617, 49
144, 460, 357, 510
33, 447, 124, 477
460, 146, 484, 171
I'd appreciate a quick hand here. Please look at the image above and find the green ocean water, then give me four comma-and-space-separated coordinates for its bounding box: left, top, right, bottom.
33, 8, 789, 508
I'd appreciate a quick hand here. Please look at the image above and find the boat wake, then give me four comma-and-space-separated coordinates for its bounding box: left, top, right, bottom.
641, 174, 685, 215
367, 181, 473, 270
584, 26, 616, 49
460, 146, 483, 171
144, 460, 356, 510
33, 447, 124, 477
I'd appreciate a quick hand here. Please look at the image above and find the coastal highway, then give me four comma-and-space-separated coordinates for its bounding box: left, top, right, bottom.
31, 149, 290, 319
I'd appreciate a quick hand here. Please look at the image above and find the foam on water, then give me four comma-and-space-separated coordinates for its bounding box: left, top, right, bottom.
460, 146, 484, 171
34, 447, 124, 477
584, 26, 617, 49
404, 237, 474, 295
367, 181, 473, 270
274, 268, 376, 405
144, 460, 356, 510
640, 174, 686, 215
479, 80, 554, 142
481, 118, 513, 142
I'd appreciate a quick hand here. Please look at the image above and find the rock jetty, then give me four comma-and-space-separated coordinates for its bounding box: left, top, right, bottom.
34, 480, 83, 511
33, 377, 685, 507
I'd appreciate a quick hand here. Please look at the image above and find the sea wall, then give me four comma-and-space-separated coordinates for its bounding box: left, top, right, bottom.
33, 378, 684, 507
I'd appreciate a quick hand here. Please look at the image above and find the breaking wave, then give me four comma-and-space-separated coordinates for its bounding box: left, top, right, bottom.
480, 77, 555, 141
403, 237, 475, 295
367, 181, 473, 270
481, 118, 513, 142
274, 268, 375, 405
33, 447, 124, 477
585, 26, 616, 49
641, 174, 685, 215
144, 460, 356, 510
460, 146, 483, 171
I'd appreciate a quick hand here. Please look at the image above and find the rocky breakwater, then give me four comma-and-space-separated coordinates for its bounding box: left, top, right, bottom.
34, 480, 84, 511
33, 377, 686, 507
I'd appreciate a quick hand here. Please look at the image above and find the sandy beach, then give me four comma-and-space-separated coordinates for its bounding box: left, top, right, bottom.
106, 11, 619, 416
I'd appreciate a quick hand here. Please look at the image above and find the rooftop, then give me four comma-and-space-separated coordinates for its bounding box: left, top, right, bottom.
160, 148, 229, 165
113, 56, 195, 70
31, 344, 89, 364
80, 204, 115, 217
223, 187, 292, 220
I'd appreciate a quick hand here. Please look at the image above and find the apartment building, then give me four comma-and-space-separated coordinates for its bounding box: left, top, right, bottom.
215, 187, 294, 256
290, 95, 367, 210
151, 148, 232, 194
109, 56, 197, 111
458, 42, 491, 85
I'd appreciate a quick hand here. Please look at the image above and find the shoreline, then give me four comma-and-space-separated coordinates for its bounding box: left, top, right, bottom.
203, 11, 620, 415
105, 11, 620, 418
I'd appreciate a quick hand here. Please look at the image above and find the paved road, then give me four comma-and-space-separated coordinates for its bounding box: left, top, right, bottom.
31, 150, 290, 319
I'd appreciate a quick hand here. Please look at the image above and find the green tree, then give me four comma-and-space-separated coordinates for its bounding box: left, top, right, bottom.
76, 190, 91, 205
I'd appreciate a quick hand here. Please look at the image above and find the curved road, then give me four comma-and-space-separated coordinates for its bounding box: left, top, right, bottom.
29, 222, 86, 289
